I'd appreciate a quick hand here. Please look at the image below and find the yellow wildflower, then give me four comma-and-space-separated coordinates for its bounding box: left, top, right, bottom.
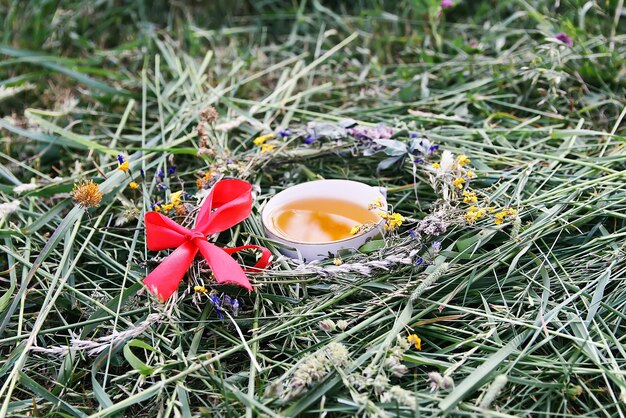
488, 206, 497, 214
253, 133, 275, 146
453, 177, 465, 189
457, 155, 471, 166
260, 143, 275, 153
170, 190, 183, 206
161, 203, 174, 212
466, 171, 476, 178
387, 212, 405, 229
377, 211, 390, 219
494, 208, 518, 225
407, 334, 422, 350
350, 225, 361, 235
117, 161, 129, 172
369, 197, 385, 209
194, 285, 208, 293
465, 212, 478, 224
465, 206, 486, 224
333, 258, 343, 266
494, 211, 507, 223
129, 181, 139, 190
431, 162, 440, 169
72, 180, 103, 208
463, 190, 477, 204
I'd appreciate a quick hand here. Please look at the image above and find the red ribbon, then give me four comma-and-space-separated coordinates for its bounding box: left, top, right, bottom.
143, 179, 271, 301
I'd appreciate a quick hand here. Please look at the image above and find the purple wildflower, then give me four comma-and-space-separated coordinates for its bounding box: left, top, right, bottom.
415, 211, 449, 236
441, 0, 453, 8
168, 166, 176, 176
415, 257, 424, 266
223, 294, 232, 307
555, 32, 573, 47
409, 229, 420, 239
429, 145, 440, 153
210, 294, 224, 319
414, 158, 424, 163
117, 155, 125, 164
151, 201, 162, 211
140, 169, 145, 179
157, 183, 168, 191
278, 129, 291, 138
432, 241, 442, 251
232, 299, 240, 316
347, 124, 394, 141
157, 169, 164, 181
304, 135, 315, 145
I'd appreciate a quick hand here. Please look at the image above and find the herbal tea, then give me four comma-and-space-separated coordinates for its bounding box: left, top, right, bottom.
271, 198, 380, 243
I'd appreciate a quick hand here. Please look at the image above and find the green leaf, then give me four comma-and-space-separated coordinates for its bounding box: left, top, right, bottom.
358, 239, 386, 253
455, 228, 497, 253
123, 339, 156, 376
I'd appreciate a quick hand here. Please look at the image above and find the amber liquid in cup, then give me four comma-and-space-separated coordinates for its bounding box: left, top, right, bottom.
271, 198, 379, 243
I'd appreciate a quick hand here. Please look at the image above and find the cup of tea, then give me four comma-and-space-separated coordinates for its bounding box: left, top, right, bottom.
261, 179, 387, 261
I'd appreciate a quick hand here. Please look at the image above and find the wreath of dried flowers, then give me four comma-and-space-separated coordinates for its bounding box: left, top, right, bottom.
66, 107, 520, 371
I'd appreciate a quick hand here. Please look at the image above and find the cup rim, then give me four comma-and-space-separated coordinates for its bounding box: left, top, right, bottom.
261, 179, 386, 246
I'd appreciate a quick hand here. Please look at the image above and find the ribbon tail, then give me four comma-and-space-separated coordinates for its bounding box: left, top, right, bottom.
223, 245, 272, 272
195, 240, 253, 291
144, 242, 198, 302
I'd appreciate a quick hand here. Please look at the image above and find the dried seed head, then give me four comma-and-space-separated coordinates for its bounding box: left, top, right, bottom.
200, 106, 218, 123
72, 180, 103, 208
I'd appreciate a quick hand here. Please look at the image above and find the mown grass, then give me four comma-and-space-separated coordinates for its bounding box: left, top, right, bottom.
1, 0, 625, 417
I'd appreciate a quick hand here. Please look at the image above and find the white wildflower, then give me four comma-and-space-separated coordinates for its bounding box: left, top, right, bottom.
381, 385, 417, 409
56, 95, 79, 113
319, 319, 336, 332
438, 150, 455, 173
396, 334, 410, 350
325, 342, 350, 365
215, 116, 246, 132
194, 188, 211, 203
479, 374, 508, 409
0, 84, 35, 101
114, 202, 140, 226
13, 183, 37, 194
0, 200, 20, 220
286, 342, 351, 399
428, 371, 454, 391
372, 373, 389, 395
336, 320, 349, 331
385, 358, 408, 377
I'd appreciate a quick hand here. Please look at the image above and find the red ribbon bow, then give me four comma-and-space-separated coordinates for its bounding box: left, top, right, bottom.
143, 179, 271, 301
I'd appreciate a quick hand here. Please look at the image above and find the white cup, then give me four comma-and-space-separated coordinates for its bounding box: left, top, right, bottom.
261, 179, 387, 261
